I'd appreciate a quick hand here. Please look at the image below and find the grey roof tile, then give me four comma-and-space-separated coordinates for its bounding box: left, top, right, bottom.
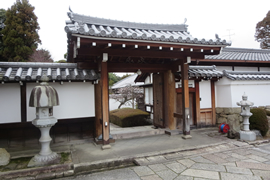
0, 62, 99, 82
65, 12, 230, 46
223, 70, 270, 80
206, 47, 270, 61
177, 65, 223, 79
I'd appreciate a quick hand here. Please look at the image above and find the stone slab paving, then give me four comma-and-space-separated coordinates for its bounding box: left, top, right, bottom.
60, 143, 270, 180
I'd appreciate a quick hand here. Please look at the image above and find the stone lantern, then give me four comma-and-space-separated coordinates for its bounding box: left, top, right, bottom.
28, 77, 60, 167
236, 93, 256, 141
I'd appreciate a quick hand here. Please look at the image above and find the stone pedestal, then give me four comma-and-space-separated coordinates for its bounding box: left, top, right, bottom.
236, 93, 255, 141
239, 130, 256, 141
0, 148, 10, 166
28, 118, 60, 167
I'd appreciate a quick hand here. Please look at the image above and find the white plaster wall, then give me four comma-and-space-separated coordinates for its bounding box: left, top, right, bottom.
215, 66, 232, 71
27, 82, 95, 121
216, 78, 270, 107
234, 66, 257, 71
260, 67, 270, 71
199, 80, 211, 108
109, 98, 133, 111
216, 78, 233, 107
230, 82, 270, 107
144, 87, 153, 105
0, 83, 21, 123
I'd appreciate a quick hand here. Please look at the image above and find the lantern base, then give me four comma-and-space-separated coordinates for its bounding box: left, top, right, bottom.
239, 130, 256, 141
28, 152, 60, 167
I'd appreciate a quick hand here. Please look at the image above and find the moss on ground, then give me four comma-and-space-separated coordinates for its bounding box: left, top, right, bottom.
0, 152, 71, 172
110, 108, 150, 127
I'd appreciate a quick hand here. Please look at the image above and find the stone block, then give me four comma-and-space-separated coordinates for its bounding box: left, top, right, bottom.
101, 144, 111, 150
216, 107, 224, 114
0, 148, 10, 166
232, 107, 241, 114
240, 131, 256, 141
36, 173, 55, 180
217, 117, 227, 124
64, 170, 74, 177
224, 108, 233, 114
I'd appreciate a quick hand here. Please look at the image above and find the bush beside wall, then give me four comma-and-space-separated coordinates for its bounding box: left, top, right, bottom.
250, 108, 269, 137
110, 108, 150, 127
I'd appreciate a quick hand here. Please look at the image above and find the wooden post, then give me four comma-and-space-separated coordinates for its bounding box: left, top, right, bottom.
211, 80, 216, 125
195, 80, 201, 127
101, 61, 110, 145
164, 70, 176, 130
20, 82, 26, 123
94, 80, 102, 138
181, 58, 191, 138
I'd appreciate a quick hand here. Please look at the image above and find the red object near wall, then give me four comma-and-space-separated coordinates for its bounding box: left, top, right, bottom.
219, 123, 230, 133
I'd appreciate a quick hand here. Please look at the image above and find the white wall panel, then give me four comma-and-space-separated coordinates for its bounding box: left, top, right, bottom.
199, 81, 211, 108
0, 83, 21, 123
27, 82, 95, 121
234, 66, 257, 71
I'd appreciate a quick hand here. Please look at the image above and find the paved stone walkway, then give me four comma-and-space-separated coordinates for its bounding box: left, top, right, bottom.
62, 143, 270, 180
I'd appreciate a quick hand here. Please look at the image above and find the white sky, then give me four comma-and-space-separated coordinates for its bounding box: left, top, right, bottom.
1, 0, 270, 61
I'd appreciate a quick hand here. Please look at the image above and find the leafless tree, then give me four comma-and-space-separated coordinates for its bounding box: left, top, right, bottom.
110, 85, 143, 109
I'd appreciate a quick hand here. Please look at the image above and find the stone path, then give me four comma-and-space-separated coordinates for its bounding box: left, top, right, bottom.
62, 143, 270, 180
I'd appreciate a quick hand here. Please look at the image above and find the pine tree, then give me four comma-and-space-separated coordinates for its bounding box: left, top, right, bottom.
1, 0, 41, 62
0, 8, 7, 61
255, 11, 270, 49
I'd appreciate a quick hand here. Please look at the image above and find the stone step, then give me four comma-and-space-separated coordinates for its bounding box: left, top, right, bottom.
111, 126, 165, 140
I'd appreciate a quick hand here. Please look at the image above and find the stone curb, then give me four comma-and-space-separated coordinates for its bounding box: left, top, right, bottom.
0, 163, 73, 180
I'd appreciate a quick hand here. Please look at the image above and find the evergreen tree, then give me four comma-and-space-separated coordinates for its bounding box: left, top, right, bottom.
255, 10, 270, 49
0, 8, 7, 61
1, 0, 41, 62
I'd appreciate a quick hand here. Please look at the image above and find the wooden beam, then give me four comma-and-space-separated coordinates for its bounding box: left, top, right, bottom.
101, 61, 110, 145
94, 80, 102, 138
79, 38, 222, 51
211, 80, 216, 125
181, 59, 190, 136
77, 48, 205, 59
195, 80, 201, 127
20, 83, 26, 123
163, 70, 176, 130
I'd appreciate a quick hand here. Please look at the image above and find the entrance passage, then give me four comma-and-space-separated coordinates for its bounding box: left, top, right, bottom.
176, 89, 195, 129
153, 73, 164, 128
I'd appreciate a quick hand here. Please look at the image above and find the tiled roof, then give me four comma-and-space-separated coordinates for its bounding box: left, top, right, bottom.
206, 47, 270, 61
177, 65, 223, 79
65, 12, 230, 46
223, 70, 270, 80
0, 62, 99, 82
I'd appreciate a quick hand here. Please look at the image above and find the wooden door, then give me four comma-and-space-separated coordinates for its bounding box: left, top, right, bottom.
153, 73, 164, 128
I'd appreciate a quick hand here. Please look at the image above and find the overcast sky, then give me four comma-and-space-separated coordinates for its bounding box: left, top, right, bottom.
1, 0, 270, 61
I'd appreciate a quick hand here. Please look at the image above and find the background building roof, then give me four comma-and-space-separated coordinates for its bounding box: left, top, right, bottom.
111, 74, 143, 89
206, 47, 270, 61
223, 70, 270, 80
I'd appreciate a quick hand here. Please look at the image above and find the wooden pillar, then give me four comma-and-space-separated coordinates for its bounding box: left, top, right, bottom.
20, 82, 26, 123
94, 80, 102, 138
195, 80, 201, 127
164, 70, 176, 130
101, 61, 110, 145
211, 80, 216, 125
181, 59, 191, 136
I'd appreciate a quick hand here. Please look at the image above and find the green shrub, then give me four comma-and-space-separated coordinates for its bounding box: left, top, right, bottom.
265, 109, 270, 116
250, 108, 269, 136
110, 108, 150, 127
